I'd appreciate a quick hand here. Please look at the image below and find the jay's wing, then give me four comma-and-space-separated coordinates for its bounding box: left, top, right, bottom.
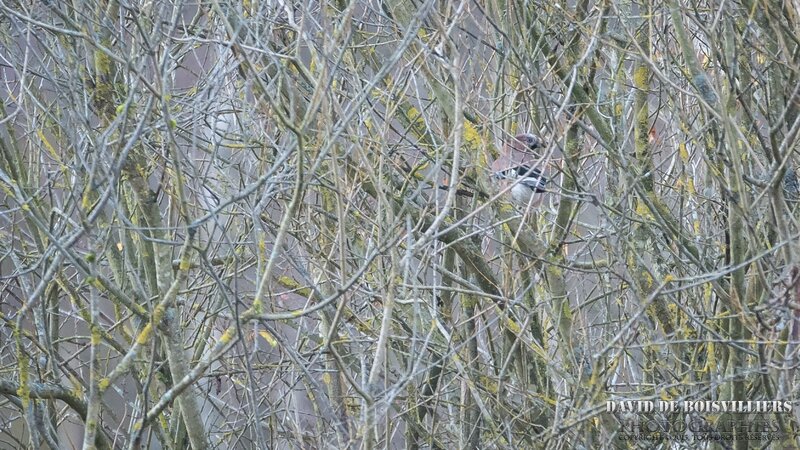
494, 164, 548, 193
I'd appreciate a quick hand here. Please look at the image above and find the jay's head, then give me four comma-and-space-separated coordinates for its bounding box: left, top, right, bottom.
512, 133, 544, 153
503, 133, 545, 167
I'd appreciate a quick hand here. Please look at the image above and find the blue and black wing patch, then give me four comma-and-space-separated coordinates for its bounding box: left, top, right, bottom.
493, 165, 548, 193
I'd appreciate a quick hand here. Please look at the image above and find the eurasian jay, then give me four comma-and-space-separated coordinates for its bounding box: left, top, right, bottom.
491, 133, 549, 206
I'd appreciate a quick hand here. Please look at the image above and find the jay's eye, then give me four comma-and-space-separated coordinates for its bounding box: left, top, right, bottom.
525, 135, 539, 149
